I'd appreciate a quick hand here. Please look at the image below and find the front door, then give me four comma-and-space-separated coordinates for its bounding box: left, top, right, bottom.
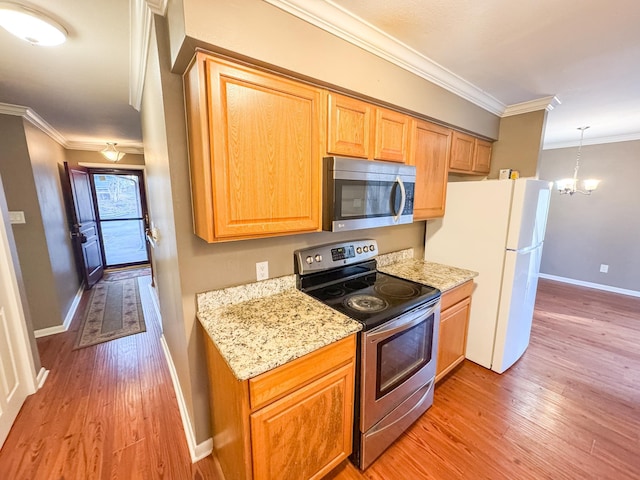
0, 187, 37, 449
63, 163, 104, 288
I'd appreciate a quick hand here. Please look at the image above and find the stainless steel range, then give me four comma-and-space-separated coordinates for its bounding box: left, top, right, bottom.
295, 240, 441, 469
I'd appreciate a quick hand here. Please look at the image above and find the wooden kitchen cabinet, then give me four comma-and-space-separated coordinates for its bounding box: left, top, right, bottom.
410, 120, 452, 219
184, 53, 324, 242
436, 280, 473, 382
327, 92, 374, 159
373, 107, 412, 163
449, 131, 493, 175
204, 333, 356, 480
326, 93, 411, 163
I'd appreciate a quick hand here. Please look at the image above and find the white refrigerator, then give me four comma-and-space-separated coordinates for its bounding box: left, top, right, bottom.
425, 178, 551, 373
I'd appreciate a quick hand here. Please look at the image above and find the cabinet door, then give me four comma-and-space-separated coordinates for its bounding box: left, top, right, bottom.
449, 131, 475, 172
411, 120, 451, 219
203, 57, 323, 240
374, 108, 411, 163
327, 93, 373, 159
251, 363, 354, 480
436, 297, 471, 382
473, 139, 492, 174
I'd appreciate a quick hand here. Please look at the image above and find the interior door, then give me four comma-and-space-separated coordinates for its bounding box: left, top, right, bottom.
0, 186, 37, 449
63, 163, 104, 288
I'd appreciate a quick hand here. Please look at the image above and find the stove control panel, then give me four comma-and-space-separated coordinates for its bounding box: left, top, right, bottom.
295, 239, 378, 274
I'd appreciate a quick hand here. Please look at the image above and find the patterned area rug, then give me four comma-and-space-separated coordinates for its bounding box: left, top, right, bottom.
102, 266, 151, 282
74, 277, 147, 349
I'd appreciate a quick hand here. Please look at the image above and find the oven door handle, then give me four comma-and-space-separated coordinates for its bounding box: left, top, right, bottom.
367, 302, 438, 342
392, 176, 406, 223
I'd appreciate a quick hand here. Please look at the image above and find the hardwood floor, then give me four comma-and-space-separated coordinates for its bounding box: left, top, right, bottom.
1, 278, 639, 479
0, 277, 221, 480
328, 279, 640, 480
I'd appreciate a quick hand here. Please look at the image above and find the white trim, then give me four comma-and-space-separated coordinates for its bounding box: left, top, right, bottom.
160, 335, 214, 463
539, 273, 640, 298
33, 283, 83, 338
264, 0, 506, 116
0, 102, 144, 154
78, 162, 146, 170
147, 283, 162, 330
130, 0, 154, 111
146, 0, 168, 15
502, 96, 561, 117
36, 367, 49, 390
543, 132, 640, 150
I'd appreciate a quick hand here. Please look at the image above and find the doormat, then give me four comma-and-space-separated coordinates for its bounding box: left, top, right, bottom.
102, 266, 151, 282
74, 277, 147, 349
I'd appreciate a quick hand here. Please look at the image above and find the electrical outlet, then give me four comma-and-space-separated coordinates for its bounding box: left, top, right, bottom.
256, 261, 269, 281
600, 264, 609, 273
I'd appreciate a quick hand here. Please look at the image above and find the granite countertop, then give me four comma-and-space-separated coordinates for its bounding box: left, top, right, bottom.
196, 248, 476, 381
377, 249, 478, 292
197, 276, 361, 380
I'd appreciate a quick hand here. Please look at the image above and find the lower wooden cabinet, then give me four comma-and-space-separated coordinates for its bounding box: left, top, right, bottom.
436, 280, 473, 382
204, 333, 356, 480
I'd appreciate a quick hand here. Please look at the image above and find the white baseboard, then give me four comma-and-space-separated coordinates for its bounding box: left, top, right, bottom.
34, 284, 84, 338
147, 283, 162, 331
36, 367, 49, 390
539, 273, 640, 298
159, 334, 214, 463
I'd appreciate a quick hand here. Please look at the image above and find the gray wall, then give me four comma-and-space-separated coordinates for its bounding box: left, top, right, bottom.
538, 140, 640, 292
65, 149, 146, 167
0, 115, 78, 331
23, 122, 81, 323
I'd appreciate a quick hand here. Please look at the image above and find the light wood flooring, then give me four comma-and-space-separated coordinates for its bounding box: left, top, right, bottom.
1, 279, 639, 479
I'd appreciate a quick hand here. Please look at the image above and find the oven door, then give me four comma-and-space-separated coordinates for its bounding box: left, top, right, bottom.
360, 300, 440, 432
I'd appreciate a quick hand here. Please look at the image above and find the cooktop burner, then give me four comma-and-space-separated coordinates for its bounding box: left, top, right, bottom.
345, 294, 389, 313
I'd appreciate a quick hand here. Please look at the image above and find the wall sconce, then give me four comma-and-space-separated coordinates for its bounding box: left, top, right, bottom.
100, 142, 126, 163
556, 126, 600, 195
0, 2, 67, 46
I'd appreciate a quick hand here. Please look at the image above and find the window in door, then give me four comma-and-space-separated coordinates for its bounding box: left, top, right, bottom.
91, 171, 149, 267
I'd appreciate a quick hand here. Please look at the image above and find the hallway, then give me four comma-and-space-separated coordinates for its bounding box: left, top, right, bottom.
0, 275, 220, 479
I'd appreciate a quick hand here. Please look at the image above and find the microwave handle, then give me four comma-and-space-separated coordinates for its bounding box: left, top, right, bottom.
393, 176, 406, 222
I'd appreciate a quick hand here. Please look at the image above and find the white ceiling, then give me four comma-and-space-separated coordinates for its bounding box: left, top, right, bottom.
1, 0, 639, 151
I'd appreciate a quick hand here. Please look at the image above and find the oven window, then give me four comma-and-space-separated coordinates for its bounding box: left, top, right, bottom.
376, 316, 433, 398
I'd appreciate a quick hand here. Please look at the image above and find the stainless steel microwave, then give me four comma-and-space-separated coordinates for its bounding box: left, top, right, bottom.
323, 157, 416, 232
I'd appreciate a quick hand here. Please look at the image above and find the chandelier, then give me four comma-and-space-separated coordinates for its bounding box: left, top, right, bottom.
556, 126, 600, 195
100, 142, 126, 163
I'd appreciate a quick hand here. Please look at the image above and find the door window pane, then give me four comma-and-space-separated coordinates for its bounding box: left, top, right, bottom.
94, 175, 142, 219
101, 220, 148, 266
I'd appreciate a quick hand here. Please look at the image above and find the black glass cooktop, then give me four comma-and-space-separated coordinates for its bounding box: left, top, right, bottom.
300, 261, 440, 330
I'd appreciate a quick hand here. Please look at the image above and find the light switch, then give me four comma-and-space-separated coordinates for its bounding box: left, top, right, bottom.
9, 211, 26, 224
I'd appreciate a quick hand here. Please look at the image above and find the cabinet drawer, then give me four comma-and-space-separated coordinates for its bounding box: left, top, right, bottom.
249, 335, 356, 411
440, 280, 474, 311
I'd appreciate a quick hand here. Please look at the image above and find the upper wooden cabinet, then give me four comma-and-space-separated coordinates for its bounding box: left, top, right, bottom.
327, 93, 411, 163
410, 120, 451, 220
449, 131, 493, 175
374, 107, 412, 163
327, 93, 374, 159
184, 53, 324, 242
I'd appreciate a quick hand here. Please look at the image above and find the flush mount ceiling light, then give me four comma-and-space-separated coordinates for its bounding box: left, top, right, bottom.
555, 126, 600, 196
100, 143, 126, 163
0, 2, 67, 46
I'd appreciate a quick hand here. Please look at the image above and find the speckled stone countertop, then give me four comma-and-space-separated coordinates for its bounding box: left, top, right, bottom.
378, 249, 478, 292
196, 276, 361, 380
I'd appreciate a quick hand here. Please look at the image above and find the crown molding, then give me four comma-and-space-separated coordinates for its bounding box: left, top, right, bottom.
0, 102, 67, 145
66, 141, 144, 154
0, 102, 144, 154
146, 0, 168, 16
130, 0, 155, 111
502, 96, 561, 117
543, 131, 640, 150
264, 0, 506, 115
